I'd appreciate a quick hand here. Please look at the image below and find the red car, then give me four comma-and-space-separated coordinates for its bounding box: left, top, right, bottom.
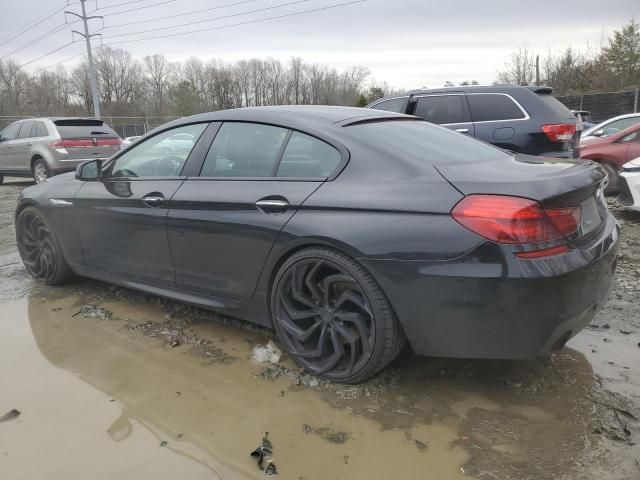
580, 123, 640, 192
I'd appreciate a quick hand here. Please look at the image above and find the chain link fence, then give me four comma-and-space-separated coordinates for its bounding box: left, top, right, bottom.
0, 115, 179, 137
556, 89, 640, 123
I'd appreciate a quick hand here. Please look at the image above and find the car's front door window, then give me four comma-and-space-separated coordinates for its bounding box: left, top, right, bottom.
0, 123, 20, 141
110, 123, 208, 178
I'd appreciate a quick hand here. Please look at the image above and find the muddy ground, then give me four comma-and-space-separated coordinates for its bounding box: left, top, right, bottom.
0, 177, 638, 480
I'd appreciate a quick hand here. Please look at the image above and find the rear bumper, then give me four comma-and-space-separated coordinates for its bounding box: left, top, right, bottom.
362, 215, 619, 359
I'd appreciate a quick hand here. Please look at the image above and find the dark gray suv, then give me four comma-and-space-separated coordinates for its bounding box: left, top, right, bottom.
0, 118, 121, 184
366, 85, 581, 158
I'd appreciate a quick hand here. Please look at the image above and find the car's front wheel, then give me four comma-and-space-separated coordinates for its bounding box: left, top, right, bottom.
16, 207, 74, 285
271, 247, 405, 383
32, 158, 50, 184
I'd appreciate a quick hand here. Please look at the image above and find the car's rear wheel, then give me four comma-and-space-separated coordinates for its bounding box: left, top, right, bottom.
16, 207, 73, 285
32, 158, 50, 184
600, 162, 619, 194
271, 247, 405, 383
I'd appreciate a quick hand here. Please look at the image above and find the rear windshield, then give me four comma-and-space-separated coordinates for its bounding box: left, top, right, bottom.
53, 119, 118, 138
348, 119, 511, 165
536, 94, 575, 119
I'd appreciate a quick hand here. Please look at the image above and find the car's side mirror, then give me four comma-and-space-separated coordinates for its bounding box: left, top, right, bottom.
75, 159, 102, 181
592, 129, 605, 137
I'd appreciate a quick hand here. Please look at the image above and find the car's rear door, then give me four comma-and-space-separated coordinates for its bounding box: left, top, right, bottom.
465, 93, 529, 150
167, 122, 344, 301
74, 122, 209, 285
408, 94, 475, 136
10, 121, 35, 170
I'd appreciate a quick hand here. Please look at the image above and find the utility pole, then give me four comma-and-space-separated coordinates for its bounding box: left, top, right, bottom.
66, 0, 102, 119
535, 55, 540, 86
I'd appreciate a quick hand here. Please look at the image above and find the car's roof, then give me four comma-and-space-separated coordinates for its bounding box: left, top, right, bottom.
164, 105, 408, 131
368, 84, 553, 106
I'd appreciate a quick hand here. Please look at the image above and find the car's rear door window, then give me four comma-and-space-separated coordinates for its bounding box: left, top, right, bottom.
467, 94, 527, 122
371, 97, 408, 113
414, 95, 468, 124
276, 132, 342, 178
17, 121, 34, 139
200, 122, 288, 177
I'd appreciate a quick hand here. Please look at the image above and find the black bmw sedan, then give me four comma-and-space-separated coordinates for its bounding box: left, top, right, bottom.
15, 106, 618, 383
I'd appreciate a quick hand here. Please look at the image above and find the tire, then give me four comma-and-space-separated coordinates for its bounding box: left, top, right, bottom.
0, 174, 4, 185
600, 162, 619, 195
16, 206, 74, 285
270, 247, 406, 383
32, 158, 50, 184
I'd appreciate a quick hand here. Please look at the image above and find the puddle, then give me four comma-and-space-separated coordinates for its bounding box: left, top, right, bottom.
1, 297, 471, 480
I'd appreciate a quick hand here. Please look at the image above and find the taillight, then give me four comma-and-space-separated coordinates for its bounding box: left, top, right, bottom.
451, 195, 580, 244
542, 123, 576, 142
97, 138, 122, 147
50, 139, 93, 148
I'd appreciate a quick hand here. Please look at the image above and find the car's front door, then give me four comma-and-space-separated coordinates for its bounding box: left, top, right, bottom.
619, 129, 640, 163
409, 94, 475, 136
167, 122, 344, 301
74, 122, 209, 285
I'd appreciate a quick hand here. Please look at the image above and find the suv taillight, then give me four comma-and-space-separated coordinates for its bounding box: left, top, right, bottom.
97, 138, 122, 147
542, 123, 577, 142
50, 139, 93, 148
451, 195, 580, 244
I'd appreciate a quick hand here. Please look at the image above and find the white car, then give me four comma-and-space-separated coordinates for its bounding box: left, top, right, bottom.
582, 113, 640, 142
618, 157, 640, 211
121, 136, 141, 148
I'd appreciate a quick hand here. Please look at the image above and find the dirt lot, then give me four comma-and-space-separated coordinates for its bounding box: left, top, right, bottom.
0, 178, 639, 480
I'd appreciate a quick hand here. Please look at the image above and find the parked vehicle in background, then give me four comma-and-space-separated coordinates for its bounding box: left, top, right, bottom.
0, 118, 121, 184
572, 110, 594, 129
617, 156, 640, 211
121, 136, 141, 148
580, 123, 640, 193
366, 85, 581, 158
582, 113, 640, 141
15, 106, 617, 383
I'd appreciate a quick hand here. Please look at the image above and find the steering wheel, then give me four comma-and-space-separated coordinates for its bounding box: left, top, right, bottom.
155, 155, 183, 176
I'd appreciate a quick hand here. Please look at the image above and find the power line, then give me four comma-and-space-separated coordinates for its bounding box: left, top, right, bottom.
18, 41, 77, 69
104, 0, 259, 29
104, 0, 367, 45
1, 19, 80, 59
97, 0, 177, 16
96, 0, 167, 10
37, 49, 86, 72
103, 0, 312, 39
0, 3, 68, 48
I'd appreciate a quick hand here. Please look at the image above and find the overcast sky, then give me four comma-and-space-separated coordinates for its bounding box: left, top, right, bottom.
2, 0, 639, 89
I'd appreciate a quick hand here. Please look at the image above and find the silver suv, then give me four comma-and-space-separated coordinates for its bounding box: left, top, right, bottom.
0, 117, 121, 184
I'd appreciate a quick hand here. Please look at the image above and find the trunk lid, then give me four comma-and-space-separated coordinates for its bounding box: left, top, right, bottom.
437, 154, 608, 245
52, 119, 121, 160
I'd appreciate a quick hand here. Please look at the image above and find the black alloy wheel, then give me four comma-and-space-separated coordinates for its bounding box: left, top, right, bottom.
271, 247, 405, 383
16, 207, 73, 285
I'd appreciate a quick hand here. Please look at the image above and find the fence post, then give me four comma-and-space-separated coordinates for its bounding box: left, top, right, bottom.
635, 88, 639, 113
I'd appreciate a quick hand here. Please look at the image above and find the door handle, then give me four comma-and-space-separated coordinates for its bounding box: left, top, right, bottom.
256, 198, 289, 213
455, 128, 470, 134
142, 193, 165, 207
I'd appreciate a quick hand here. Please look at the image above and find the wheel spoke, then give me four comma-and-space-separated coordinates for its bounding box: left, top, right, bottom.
294, 323, 329, 358
321, 274, 353, 306
291, 264, 316, 309
304, 260, 325, 305
334, 323, 358, 376
333, 290, 372, 316
313, 328, 344, 374
335, 312, 371, 357
280, 292, 319, 320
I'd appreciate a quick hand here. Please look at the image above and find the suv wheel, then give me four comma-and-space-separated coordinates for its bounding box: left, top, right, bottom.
32, 158, 49, 184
